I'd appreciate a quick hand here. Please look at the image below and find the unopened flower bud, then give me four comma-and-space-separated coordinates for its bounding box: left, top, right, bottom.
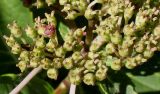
8, 21, 22, 38
25, 26, 37, 40
35, 37, 46, 49
63, 57, 73, 69
123, 24, 135, 36
83, 73, 95, 85
36, 0, 45, 8
111, 59, 121, 70
73, 28, 85, 39
72, 51, 83, 62
59, 0, 68, 5
55, 47, 66, 57
125, 58, 137, 69
4, 35, 16, 47
16, 61, 28, 72
11, 43, 21, 54
45, 0, 56, 6
46, 38, 58, 52
153, 25, 160, 36
95, 66, 108, 81
111, 31, 122, 44
118, 47, 130, 58
47, 68, 58, 80
69, 68, 83, 85
124, 4, 135, 24
84, 60, 96, 71
105, 43, 116, 54
41, 58, 51, 69
30, 57, 40, 68
143, 49, 154, 59
19, 51, 29, 61
52, 58, 63, 69
88, 52, 99, 59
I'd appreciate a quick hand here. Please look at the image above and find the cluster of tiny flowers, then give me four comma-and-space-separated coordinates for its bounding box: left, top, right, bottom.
4, 0, 160, 86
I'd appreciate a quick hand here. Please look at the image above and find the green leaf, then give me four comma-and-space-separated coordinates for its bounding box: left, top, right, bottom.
97, 83, 109, 94
127, 72, 160, 93
0, 0, 33, 35
0, 74, 54, 94
58, 21, 70, 40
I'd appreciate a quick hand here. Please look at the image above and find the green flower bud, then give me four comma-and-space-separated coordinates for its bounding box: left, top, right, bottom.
46, 38, 58, 52
124, 3, 135, 24
143, 49, 154, 59
84, 60, 96, 71
118, 47, 130, 58
88, 52, 99, 59
45, 0, 56, 6
72, 51, 83, 62
25, 26, 37, 40
111, 31, 122, 45
36, 0, 45, 8
45, 11, 57, 26
41, 58, 51, 69
122, 36, 135, 48
37, 25, 45, 35
135, 10, 148, 30
52, 58, 63, 69
95, 66, 108, 81
16, 61, 28, 72
8, 21, 22, 38
73, 27, 85, 39
19, 51, 29, 61
30, 57, 40, 68
55, 47, 66, 58
66, 11, 81, 20
69, 68, 83, 85
83, 73, 95, 86
32, 47, 44, 57
35, 37, 46, 49
125, 58, 137, 69
85, 9, 97, 20
4, 35, 16, 47
59, 0, 68, 5
111, 59, 121, 70
63, 57, 73, 69
11, 43, 21, 54
105, 43, 116, 54
153, 25, 160, 36
135, 43, 145, 53
123, 23, 135, 36
47, 68, 58, 80
63, 41, 76, 51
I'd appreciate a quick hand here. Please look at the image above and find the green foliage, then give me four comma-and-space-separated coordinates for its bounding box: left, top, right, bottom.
0, 74, 54, 94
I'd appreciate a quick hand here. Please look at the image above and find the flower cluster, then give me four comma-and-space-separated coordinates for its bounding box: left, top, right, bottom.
4, 0, 160, 86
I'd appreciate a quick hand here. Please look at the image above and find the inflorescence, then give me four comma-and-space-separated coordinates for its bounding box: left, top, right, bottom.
4, 0, 160, 85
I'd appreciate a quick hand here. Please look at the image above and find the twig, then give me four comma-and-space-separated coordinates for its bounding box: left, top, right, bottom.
69, 84, 76, 94
9, 66, 42, 94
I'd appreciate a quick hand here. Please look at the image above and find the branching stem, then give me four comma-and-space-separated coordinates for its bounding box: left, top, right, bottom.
9, 66, 42, 94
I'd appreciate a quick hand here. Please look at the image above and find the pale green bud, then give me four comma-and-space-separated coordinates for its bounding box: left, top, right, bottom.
52, 58, 63, 69
25, 26, 37, 40
69, 68, 83, 85
84, 60, 96, 71
59, 0, 68, 5
45, 0, 56, 6
46, 38, 58, 52
30, 57, 40, 68
118, 47, 130, 58
11, 43, 21, 54
123, 23, 135, 36
88, 52, 99, 59
41, 58, 51, 69
95, 66, 108, 81
16, 61, 28, 72
83, 73, 95, 86
8, 21, 22, 38
125, 58, 137, 69
4, 35, 16, 47
105, 43, 116, 54
111, 59, 121, 70
19, 51, 29, 61
63, 57, 73, 69
47, 68, 58, 80
143, 49, 154, 59
45, 11, 57, 26
55, 47, 66, 58
72, 51, 83, 62
153, 25, 160, 36
124, 4, 135, 24
111, 31, 122, 44
35, 37, 46, 49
